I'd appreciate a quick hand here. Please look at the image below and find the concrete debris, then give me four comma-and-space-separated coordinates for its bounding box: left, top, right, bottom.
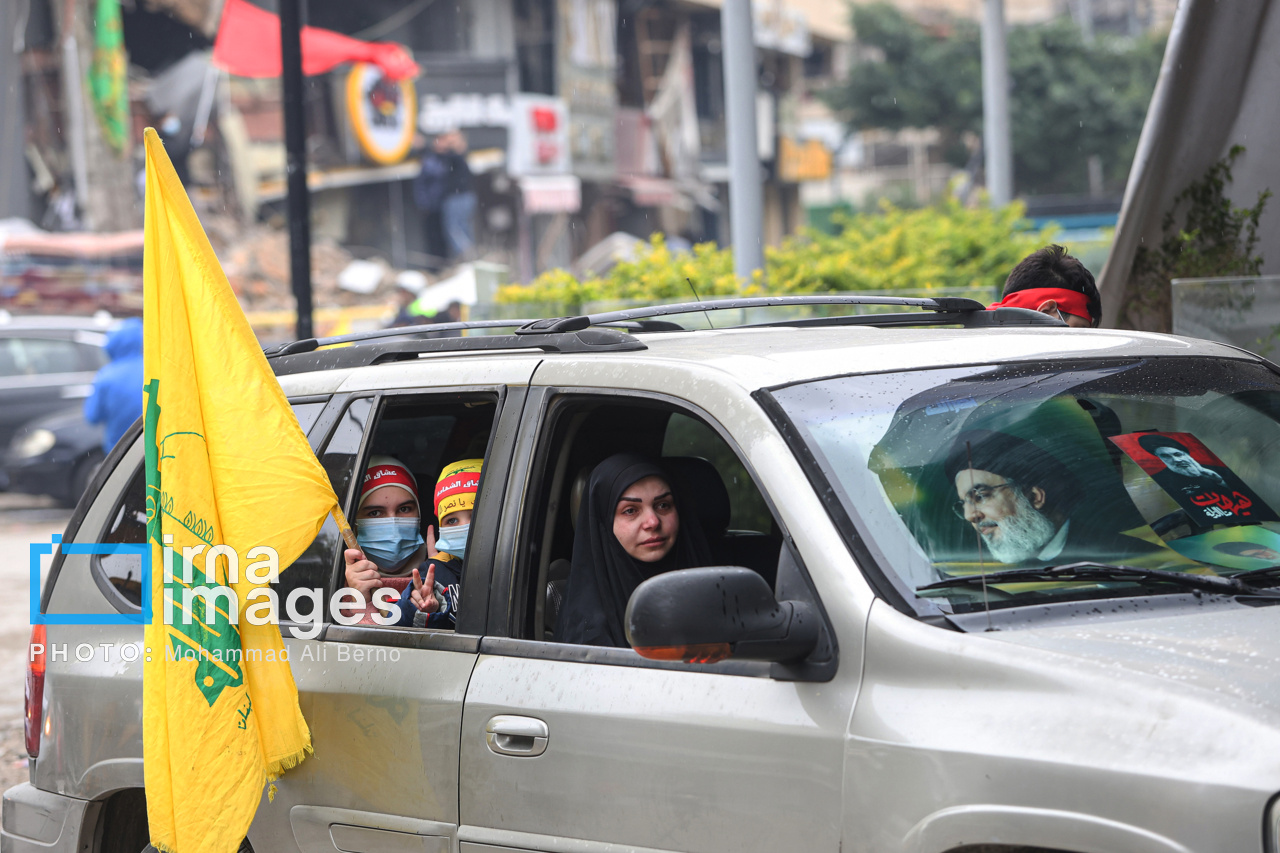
217, 225, 403, 312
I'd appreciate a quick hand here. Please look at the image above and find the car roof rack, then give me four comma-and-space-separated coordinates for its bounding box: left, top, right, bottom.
264, 318, 539, 357
265, 294, 1062, 375
268, 323, 647, 376
523, 294, 1063, 333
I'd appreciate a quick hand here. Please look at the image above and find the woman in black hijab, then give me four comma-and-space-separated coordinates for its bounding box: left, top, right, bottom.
556, 453, 713, 647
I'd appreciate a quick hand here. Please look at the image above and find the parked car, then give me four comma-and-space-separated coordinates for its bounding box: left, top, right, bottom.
10, 296, 1280, 853
0, 314, 110, 458
3, 405, 104, 506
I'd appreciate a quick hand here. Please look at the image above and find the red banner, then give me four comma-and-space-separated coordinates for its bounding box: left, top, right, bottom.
212, 0, 419, 80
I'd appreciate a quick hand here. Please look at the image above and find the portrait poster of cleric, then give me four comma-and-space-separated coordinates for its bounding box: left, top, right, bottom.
945, 428, 1162, 568
1109, 431, 1279, 526
1166, 526, 1280, 571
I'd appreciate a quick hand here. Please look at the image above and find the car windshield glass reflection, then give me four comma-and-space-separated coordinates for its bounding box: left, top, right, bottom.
772, 357, 1280, 614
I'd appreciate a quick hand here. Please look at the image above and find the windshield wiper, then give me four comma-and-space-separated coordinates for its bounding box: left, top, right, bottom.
1230, 564, 1280, 584
918, 561, 1280, 598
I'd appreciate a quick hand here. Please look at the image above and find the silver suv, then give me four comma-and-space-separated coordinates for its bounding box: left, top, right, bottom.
7, 296, 1280, 853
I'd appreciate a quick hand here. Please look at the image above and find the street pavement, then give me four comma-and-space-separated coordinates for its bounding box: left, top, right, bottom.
0, 494, 74, 791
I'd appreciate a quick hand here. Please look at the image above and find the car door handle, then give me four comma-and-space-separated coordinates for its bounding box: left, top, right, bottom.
485, 715, 548, 757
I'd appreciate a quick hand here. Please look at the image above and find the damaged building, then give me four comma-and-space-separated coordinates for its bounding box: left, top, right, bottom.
3, 0, 848, 310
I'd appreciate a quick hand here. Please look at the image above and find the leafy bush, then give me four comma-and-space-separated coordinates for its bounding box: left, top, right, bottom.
1125, 145, 1271, 331
496, 236, 749, 310
497, 199, 1058, 311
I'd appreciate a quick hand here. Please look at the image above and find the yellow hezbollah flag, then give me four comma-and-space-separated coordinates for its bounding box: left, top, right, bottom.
141, 128, 338, 853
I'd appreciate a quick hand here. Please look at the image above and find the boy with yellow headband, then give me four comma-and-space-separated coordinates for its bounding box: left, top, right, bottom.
393, 458, 482, 628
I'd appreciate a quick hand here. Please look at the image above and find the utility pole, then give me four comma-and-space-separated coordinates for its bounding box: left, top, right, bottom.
56, 0, 138, 231
1075, 0, 1095, 43
721, 0, 765, 283
279, 0, 314, 340
980, 0, 1012, 207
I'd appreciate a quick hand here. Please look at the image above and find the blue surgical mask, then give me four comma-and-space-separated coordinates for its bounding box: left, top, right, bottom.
435, 523, 470, 558
357, 518, 423, 569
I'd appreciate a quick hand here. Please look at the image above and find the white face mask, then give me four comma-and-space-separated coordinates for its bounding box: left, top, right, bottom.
356, 517, 423, 569
435, 523, 471, 557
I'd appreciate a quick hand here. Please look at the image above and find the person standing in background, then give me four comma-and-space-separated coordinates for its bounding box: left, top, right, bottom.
85, 317, 144, 453
437, 129, 477, 261
413, 133, 449, 269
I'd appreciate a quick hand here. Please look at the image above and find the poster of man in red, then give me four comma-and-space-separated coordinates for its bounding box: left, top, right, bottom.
1109, 431, 1278, 526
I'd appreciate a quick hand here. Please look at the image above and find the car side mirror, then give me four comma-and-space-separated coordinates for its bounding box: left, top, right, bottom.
625, 567, 819, 664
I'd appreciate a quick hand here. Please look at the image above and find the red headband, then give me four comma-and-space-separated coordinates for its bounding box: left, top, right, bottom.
988, 287, 1094, 323
434, 466, 481, 518
360, 463, 417, 506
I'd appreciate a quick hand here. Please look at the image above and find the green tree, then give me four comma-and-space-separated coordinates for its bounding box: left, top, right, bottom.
824, 4, 1166, 196
824, 4, 982, 166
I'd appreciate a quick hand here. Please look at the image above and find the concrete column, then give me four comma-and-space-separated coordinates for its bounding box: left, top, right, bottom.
981, 0, 1012, 207
0, 0, 31, 218
721, 0, 765, 282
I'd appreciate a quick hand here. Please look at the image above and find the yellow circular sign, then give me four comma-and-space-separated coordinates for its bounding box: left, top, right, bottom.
345, 62, 417, 165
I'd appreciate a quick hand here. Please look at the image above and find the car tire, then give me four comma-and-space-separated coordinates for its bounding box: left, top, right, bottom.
66, 450, 104, 508
97, 789, 148, 853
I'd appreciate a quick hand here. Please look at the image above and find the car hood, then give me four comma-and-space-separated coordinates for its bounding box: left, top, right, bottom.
984, 602, 1280, 720
859, 600, 1280, 797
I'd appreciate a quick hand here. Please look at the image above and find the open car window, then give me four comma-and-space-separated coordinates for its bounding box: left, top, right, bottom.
525, 396, 783, 644
771, 357, 1280, 616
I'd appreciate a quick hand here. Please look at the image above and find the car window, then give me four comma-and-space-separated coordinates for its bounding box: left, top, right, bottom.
770, 356, 1280, 619
17, 337, 85, 375
520, 396, 782, 644
98, 467, 147, 606
76, 341, 108, 371
662, 412, 772, 533
280, 397, 374, 616
95, 399, 331, 611
329, 394, 497, 632
0, 339, 21, 377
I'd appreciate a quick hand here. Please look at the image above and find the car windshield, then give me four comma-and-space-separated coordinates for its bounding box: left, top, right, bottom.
770, 356, 1280, 615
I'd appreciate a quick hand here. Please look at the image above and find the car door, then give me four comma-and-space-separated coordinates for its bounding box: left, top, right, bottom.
457, 379, 860, 853
256, 360, 539, 853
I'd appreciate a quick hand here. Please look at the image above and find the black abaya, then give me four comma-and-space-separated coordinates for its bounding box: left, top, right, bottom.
555, 453, 713, 647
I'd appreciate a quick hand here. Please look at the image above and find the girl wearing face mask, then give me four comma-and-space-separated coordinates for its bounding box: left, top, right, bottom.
344, 457, 429, 618
388, 458, 481, 628
347, 456, 427, 578
343, 456, 478, 628
343, 455, 473, 627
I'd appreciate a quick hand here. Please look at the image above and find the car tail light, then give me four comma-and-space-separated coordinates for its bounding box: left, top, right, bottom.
25, 625, 45, 758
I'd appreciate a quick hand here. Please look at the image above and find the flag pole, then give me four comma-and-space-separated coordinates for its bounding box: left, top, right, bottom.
331, 504, 360, 551
279, 0, 314, 340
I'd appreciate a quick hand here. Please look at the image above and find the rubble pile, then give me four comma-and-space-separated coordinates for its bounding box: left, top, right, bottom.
0, 222, 145, 315
0, 215, 454, 343
218, 226, 404, 311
